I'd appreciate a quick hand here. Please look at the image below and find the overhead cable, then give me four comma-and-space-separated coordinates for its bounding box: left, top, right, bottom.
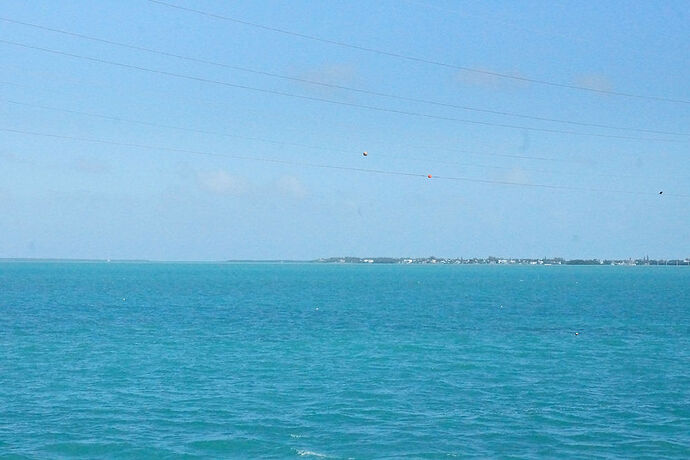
0, 78, 580, 163
146, 0, 690, 105
0, 39, 680, 143
1, 126, 683, 197
0, 17, 685, 136
4, 97, 635, 179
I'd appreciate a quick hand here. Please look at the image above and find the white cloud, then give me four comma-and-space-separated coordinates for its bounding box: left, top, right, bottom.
197, 170, 249, 195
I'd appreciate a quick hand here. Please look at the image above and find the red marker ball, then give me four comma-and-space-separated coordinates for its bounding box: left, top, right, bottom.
427, 174, 432, 179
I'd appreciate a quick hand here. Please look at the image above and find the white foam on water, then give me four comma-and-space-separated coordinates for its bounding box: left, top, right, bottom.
297, 449, 328, 458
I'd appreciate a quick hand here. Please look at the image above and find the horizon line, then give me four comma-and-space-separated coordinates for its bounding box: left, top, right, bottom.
1, 256, 688, 264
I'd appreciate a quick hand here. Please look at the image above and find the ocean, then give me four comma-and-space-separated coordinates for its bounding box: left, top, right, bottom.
1, 262, 689, 459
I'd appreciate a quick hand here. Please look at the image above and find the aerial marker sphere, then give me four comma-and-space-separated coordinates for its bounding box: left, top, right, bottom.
427, 174, 432, 179
362, 151, 368, 156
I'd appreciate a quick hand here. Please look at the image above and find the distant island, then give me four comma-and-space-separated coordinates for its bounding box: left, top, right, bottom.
314, 256, 690, 266
1, 257, 688, 266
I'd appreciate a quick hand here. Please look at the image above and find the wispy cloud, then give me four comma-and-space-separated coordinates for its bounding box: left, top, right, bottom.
196, 170, 250, 195
275, 175, 308, 199
195, 170, 308, 200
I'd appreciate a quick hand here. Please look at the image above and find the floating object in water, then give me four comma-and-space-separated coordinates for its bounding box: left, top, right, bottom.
659, 191, 663, 195
362, 151, 368, 156
575, 332, 579, 336
427, 174, 432, 179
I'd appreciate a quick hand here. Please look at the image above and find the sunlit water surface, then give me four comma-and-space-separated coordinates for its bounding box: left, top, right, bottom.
1, 263, 689, 458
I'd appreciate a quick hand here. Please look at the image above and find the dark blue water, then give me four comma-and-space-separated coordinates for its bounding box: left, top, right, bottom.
1, 263, 689, 458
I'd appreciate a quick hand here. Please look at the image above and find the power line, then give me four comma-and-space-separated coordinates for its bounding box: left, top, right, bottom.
372, 152, 637, 180
3, 97, 635, 179
2, 126, 683, 197
2, 98, 353, 155
400, 0, 593, 46
0, 65, 284, 127
432, 174, 663, 196
1, 16, 685, 136
0, 39, 680, 143
0, 126, 425, 179
146, 0, 690, 105
0, 78, 580, 164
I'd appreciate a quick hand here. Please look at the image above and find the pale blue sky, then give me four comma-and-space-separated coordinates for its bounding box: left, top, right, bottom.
1, 0, 688, 260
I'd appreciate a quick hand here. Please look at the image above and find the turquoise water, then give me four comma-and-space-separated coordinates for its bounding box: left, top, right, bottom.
1, 263, 689, 459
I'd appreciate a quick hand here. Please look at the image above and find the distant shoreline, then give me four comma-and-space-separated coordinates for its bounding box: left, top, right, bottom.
1, 257, 688, 266
0, 258, 307, 264
315, 257, 689, 266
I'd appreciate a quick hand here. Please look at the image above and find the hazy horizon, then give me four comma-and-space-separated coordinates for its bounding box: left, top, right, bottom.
1, 255, 688, 263
1, 1, 688, 260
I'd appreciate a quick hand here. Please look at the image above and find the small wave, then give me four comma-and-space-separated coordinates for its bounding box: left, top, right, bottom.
297, 449, 329, 457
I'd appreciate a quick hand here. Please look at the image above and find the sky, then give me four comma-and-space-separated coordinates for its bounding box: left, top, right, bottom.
0, 0, 688, 260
